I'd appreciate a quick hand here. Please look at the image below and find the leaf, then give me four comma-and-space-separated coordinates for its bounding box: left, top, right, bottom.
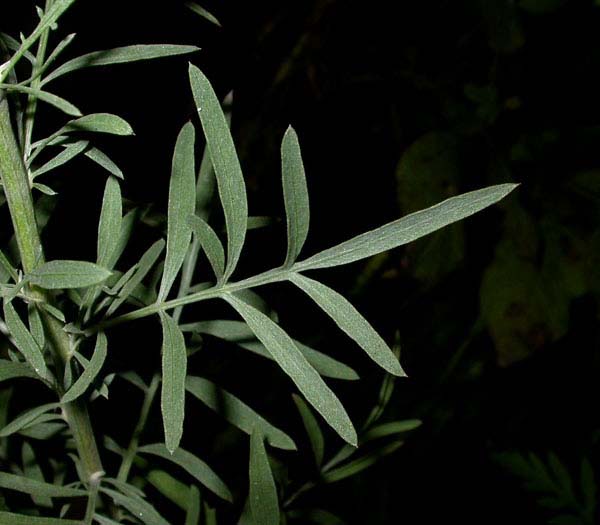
28, 260, 112, 289
188, 215, 225, 280
292, 394, 325, 468
139, 443, 232, 502
249, 430, 279, 525
32, 183, 57, 196
189, 65, 248, 281
32, 140, 88, 178
107, 240, 165, 316
159, 312, 187, 453
295, 184, 518, 271
62, 332, 107, 403
100, 487, 169, 525
43, 44, 200, 85
361, 419, 422, 443
0, 359, 40, 383
3, 301, 47, 378
0, 84, 81, 116
21, 441, 52, 507
97, 177, 123, 268
0, 0, 77, 82
0, 512, 81, 525
223, 294, 357, 445
289, 273, 404, 376
0, 472, 86, 498
147, 470, 190, 510
185, 2, 222, 27
158, 122, 196, 302
183, 319, 359, 380
0, 402, 59, 437
0, 249, 18, 282
64, 113, 134, 136
185, 485, 201, 525
84, 147, 124, 179
322, 440, 404, 483
281, 126, 310, 266
185, 376, 296, 450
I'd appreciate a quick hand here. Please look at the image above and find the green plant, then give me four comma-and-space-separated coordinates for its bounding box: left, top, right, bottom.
0, 2, 516, 523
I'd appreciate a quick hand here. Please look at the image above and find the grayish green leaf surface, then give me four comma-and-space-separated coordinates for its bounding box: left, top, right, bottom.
3, 301, 47, 378
139, 443, 232, 502
97, 177, 122, 268
0, 472, 86, 497
101, 487, 169, 525
186, 375, 296, 450
281, 126, 309, 266
64, 113, 134, 136
0, 512, 81, 525
292, 393, 325, 468
160, 312, 187, 453
296, 184, 518, 270
44, 44, 200, 85
107, 239, 165, 316
188, 215, 225, 280
32, 140, 88, 178
0, 359, 40, 383
189, 65, 248, 282
182, 319, 359, 380
289, 273, 405, 376
0, 84, 81, 116
158, 122, 196, 301
185, 485, 201, 525
223, 294, 357, 445
84, 147, 124, 179
249, 430, 279, 525
0, 402, 59, 438
62, 332, 107, 403
28, 260, 112, 289
186, 2, 222, 26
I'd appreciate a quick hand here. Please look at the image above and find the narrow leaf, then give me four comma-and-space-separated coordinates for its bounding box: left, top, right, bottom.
32, 140, 88, 178
62, 332, 107, 403
362, 419, 421, 443
292, 394, 325, 468
64, 113, 134, 136
322, 440, 404, 484
186, 376, 296, 450
296, 184, 518, 271
160, 312, 187, 453
3, 301, 47, 378
249, 430, 279, 525
28, 260, 112, 289
44, 45, 200, 85
107, 239, 165, 316
185, 2, 222, 26
281, 126, 309, 266
100, 488, 169, 525
0, 402, 59, 438
147, 470, 190, 510
182, 319, 359, 380
84, 147, 124, 179
0, 512, 81, 525
97, 177, 123, 268
0, 472, 85, 498
289, 273, 405, 376
188, 215, 225, 280
189, 65, 248, 281
0, 84, 81, 116
223, 294, 357, 445
139, 443, 232, 502
185, 485, 201, 525
158, 122, 196, 301
0, 359, 40, 383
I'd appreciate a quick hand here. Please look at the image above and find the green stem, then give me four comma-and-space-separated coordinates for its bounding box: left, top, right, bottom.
117, 374, 160, 482
0, 90, 103, 482
90, 267, 289, 332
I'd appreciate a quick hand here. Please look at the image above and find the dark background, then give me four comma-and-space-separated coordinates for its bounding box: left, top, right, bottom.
4, 1, 600, 523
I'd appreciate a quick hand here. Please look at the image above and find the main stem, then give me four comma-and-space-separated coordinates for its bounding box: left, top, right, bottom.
0, 91, 103, 481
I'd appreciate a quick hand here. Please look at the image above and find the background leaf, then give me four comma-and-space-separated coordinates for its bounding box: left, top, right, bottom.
249, 430, 279, 525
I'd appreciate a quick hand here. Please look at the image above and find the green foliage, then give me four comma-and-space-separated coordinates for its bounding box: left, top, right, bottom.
0, 3, 516, 523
